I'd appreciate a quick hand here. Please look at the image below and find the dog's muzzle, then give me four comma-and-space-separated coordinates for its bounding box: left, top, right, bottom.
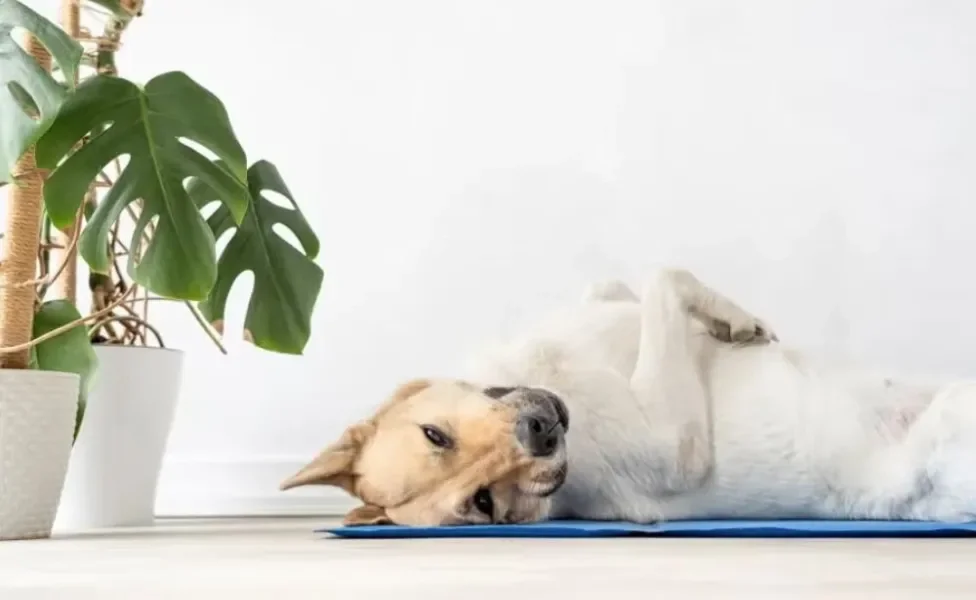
483, 386, 569, 458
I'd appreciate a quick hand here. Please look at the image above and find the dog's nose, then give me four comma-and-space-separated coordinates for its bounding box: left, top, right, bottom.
516, 414, 563, 457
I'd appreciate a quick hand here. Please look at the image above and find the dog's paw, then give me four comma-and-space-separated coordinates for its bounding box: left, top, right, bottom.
582, 280, 639, 303
708, 316, 778, 345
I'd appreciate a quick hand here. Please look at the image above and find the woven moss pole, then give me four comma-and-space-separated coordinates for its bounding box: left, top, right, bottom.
0, 37, 51, 369
49, 0, 82, 304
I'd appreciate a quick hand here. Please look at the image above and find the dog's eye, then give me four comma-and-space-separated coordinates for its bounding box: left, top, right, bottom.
420, 425, 453, 449
483, 386, 515, 399
472, 487, 494, 518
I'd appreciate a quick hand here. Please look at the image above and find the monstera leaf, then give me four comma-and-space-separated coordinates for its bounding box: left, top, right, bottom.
30, 300, 98, 440
35, 72, 250, 300
188, 160, 323, 354
87, 0, 129, 17
0, 0, 82, 183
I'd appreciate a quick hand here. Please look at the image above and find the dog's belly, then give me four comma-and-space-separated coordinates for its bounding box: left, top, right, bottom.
550, 344, 945, 522
549, 348, 834, 521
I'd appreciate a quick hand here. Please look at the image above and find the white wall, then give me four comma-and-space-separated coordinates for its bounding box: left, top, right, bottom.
11, 0, 976, 515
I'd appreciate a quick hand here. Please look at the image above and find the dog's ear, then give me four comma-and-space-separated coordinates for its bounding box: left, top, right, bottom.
279, 422, 374, 493
279, 379, 434, 494
343, 503, 392, 526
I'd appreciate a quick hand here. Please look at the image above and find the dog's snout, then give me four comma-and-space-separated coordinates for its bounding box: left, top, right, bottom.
546, 393, 570, 432
527, 388, 570, 432
484, 385, 569, 458
516, 413, 563, 457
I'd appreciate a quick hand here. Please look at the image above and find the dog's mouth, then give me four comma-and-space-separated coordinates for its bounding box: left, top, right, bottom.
518, 461, 568, 498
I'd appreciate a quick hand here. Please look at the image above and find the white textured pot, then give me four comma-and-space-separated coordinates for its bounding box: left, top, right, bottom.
0, 369, 79, 541
55, 346, 184, 531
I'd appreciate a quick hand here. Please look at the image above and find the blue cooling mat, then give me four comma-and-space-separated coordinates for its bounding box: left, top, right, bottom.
322, 519, 976, 539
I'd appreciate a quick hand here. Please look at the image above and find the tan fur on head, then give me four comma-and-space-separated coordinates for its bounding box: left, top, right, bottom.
280, 378, 562, 526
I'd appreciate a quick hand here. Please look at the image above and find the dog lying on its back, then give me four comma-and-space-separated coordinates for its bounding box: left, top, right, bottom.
282, 269, 976, 526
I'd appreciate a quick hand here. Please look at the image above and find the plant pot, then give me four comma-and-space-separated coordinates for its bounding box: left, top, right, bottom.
55, 346, 184, 531
0, 369, 79, 541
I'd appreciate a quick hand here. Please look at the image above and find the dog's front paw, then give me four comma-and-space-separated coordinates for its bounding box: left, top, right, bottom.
708, 316, 778, 345
583, 280, 639, 303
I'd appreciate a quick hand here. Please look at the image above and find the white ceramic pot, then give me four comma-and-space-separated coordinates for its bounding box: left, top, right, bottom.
0, 369, 79, 540
55, 346, 184, 531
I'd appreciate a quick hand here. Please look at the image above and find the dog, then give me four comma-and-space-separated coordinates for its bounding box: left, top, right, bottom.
281, 268, 976, 526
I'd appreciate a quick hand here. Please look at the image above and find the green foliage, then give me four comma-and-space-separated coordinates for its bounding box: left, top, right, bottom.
35, 72, 250, 301
86, 0, 129, 18
0, 1, 324, 366
30, 300, 98, 440
0, 0, 82, 183
188, 160, 323, 354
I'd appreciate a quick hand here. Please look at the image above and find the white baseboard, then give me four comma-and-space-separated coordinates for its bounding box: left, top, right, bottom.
155, 456, 358, 517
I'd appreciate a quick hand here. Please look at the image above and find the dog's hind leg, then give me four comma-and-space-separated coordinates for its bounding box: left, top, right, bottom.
886, 383, 976, 521
582, 280, 639, 303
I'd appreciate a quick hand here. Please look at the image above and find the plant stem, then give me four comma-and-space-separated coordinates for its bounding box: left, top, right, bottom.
95, 0, 142, 76
0, 36, 50, 369
183, 301, 227, 355
39, 214, 52, 292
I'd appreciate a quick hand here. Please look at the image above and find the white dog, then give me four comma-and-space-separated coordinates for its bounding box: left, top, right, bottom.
283, 268, 976, 526
461, 269, 976, 523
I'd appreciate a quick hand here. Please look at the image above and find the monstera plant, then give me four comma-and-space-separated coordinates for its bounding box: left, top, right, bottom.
11, 2, 323, 350
35, 70, 324, 351
0, 0, 324, 536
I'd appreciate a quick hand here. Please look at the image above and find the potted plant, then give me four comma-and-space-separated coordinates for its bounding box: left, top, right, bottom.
1, 0, 324, 532
0, 0, 97, 540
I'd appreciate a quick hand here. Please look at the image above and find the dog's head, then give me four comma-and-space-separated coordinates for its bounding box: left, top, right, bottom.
280, 378, 569, 526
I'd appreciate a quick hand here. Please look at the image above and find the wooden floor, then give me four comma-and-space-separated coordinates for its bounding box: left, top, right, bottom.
0, 518, 974, 598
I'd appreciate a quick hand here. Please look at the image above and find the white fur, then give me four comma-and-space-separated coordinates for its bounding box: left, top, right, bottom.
464, 269, 976, 523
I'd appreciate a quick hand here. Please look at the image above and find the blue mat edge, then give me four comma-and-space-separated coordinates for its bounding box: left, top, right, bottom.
320, 519, 976, 539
